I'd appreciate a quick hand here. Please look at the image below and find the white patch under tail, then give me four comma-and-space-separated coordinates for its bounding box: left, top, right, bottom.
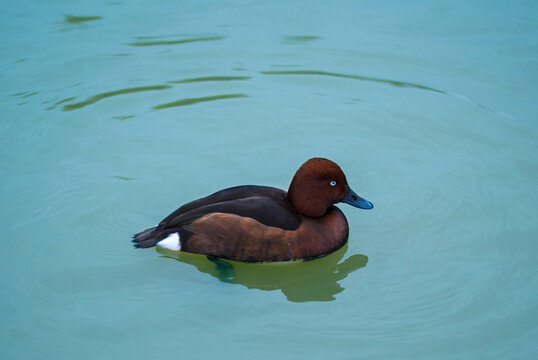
156, 232, 181, 251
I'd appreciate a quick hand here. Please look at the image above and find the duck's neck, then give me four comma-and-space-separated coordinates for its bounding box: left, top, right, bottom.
287, 185, 328, 218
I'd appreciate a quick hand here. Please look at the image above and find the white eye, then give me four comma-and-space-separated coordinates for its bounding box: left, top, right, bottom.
330, 180, 336, 187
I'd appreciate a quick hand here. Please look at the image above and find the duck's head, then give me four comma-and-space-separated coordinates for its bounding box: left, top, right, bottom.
287, 157, 373, 217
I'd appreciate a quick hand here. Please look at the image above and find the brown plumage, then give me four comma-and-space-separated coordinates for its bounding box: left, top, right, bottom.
133, 158, 373, 262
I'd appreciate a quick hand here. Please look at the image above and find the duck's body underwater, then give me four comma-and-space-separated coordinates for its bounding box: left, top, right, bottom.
133, 158, 373, 262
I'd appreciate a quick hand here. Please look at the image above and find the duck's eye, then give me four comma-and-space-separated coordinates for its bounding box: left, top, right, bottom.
329, 180, 336, 187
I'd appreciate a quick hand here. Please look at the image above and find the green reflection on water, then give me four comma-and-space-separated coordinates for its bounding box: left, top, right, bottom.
261, 70, 444, 93
64, 15, 103, 24
11, 91, 39, 98
111, 115, 135, 120
62, 85, 171, 111
152, 93, 248, 110
46, 96, 76, 110
112, 176, 134, 181
282, 35, 320, 43
128, 36, 225, 47
156, 244, 368, 302
168, 76, 251, 84
55, 96, 76, 105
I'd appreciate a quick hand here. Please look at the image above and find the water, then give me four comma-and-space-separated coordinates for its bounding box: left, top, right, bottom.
1, 0, 537, 358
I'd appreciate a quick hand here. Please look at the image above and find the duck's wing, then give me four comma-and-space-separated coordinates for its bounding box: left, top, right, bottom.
159, 195, 301, 231
158, 185, 286, 226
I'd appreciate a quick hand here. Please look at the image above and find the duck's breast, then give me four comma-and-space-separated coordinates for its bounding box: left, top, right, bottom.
295, 205, 349, 259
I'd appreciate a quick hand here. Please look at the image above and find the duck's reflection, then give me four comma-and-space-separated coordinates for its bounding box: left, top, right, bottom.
156, 244, 368, 302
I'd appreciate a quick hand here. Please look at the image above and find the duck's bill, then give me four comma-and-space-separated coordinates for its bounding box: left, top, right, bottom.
342, 186, 373, 210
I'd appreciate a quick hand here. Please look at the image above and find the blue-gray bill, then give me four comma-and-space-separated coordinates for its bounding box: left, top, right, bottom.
342, 186, 373, 209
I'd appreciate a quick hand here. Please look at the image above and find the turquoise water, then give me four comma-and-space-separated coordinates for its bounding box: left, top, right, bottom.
1, 0, 537, 358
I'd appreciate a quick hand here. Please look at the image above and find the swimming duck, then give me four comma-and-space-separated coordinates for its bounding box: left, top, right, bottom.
133, 158, 373, 262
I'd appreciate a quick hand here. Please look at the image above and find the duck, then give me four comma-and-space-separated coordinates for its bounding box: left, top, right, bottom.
132, 158, 373, 262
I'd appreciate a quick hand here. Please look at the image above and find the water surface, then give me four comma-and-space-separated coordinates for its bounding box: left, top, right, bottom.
1, 0, 537, 359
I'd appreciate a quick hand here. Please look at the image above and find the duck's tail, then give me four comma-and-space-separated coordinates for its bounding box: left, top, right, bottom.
132, 227, 188, 251
132, 226, 159, 248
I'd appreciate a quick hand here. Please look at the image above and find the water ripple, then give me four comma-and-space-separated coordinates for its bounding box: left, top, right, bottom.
168, 76, 251, 84
112, 176, 134, 181
152, 93, 248, 110
282, 35, 320, 44
10, 91, 40, 98
111, 115, 134, 120
64, 15, 102, 24
45, 97, 76, 111
62, 85, 171, 111
260, 70, 445, 93
128, 36, 225, 47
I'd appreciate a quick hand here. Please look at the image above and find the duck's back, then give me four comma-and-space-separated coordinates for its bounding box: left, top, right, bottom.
159, 185, 300, 230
